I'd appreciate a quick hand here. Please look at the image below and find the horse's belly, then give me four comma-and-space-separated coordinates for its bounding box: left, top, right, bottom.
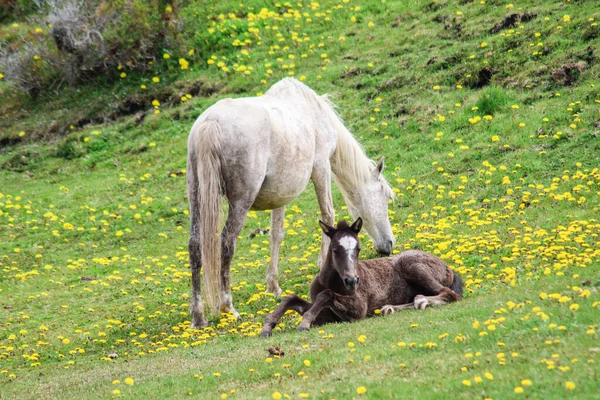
251, 172, 312, 210
251, 194, 297, 210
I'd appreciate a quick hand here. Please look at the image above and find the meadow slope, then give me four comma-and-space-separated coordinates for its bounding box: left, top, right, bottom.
1, 0, 599, 399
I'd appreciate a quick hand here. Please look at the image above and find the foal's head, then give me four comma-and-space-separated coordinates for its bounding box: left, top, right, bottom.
319, 218, 363, 291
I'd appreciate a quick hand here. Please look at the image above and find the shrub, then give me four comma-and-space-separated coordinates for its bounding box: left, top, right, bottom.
0, 36, 61, 96
0, 0, 38, 23
0, 0, 187, 95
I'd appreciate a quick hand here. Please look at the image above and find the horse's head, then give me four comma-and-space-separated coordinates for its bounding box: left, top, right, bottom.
346, 157, 395, 256
320, 218, 363, 291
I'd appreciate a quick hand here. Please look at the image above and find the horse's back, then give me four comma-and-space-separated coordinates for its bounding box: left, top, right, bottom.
189, 94, 323, 210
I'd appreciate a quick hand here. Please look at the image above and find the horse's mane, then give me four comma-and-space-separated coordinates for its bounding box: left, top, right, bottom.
265, 78, 394, 201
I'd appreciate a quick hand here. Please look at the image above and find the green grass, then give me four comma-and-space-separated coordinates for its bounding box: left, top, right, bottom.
1, 0, 600, 398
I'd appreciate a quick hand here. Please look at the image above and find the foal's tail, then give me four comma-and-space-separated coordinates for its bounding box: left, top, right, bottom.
192, 120, 223, 315
450, 270, 464, 297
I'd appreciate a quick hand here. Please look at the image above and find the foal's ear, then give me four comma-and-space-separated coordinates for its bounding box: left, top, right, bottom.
319, 220, 336, 237
350, 217, 363, 234
373, 157, 385, 177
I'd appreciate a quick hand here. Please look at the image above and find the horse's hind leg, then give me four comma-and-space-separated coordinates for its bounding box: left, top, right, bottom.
260, 294, 312, 337
188, 155, 208, 328
266, 206, 285, 296
220, 201, 250, 318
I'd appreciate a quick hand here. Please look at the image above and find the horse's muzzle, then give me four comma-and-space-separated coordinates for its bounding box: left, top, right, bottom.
376, 240, 394, 257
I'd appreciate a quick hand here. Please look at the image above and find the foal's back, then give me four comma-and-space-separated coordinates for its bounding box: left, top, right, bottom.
357, 250, 456, 315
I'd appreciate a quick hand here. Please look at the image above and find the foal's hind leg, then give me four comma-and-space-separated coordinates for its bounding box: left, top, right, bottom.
413, 288, 461, 310
260, 294, 312, 337
219, 201, 250, 318
266, 206, 285, 296
382, 261, 461, 316
381, 288, 460, 315
380, 303, 415, 315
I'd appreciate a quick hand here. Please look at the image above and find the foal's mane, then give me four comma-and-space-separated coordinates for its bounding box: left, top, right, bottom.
266, 78, 394, 200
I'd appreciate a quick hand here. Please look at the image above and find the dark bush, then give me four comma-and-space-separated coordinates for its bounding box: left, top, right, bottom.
0, 0, 186, 95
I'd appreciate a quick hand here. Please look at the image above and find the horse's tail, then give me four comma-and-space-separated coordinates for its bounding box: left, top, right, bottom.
450, 270, 464, 297
193, 119, 223, 315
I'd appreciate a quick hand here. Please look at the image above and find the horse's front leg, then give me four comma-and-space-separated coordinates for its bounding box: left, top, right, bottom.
266, 206, 285, 296
298, 290, 366, 331
219, 202, 250, 318
311, 163, 334, 268
260, 294, 312, 337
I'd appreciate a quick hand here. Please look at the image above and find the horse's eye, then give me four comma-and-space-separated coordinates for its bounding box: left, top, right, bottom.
333, 248, 340, 254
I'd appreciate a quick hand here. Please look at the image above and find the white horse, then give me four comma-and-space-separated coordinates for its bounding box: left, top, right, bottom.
187, 78, 395, 328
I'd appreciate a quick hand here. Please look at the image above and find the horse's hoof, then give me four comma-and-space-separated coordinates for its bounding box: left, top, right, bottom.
220, 307, 240, 319
191, 319, 208, 329
266, 286, 283, 297
260, 330, 271, 338
381, 305, 395, 315
414, 295, 428, 310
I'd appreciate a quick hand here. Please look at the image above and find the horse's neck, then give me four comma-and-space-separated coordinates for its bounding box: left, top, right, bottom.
329, 133, 371, 199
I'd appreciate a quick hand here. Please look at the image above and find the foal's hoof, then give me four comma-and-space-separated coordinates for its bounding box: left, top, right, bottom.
414, 295, 428, 310
381, 305, 395, 315
297, 321, 311, 332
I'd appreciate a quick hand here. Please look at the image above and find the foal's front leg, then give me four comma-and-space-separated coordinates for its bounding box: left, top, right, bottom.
260, 294, 312, 337
297, 290, 366, 331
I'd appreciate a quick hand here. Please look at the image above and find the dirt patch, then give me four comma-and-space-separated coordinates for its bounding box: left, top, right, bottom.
107, 78, 222, 122
576, 45, 597, 65
490, 12, 537, 33
340, 67, 366, 79
433, 14, 464, 39
378, 75, 410, 91
268, 347, 285, 357
473, 67, 495, 89
551, 61, 587, 86
424, 1, 446, 12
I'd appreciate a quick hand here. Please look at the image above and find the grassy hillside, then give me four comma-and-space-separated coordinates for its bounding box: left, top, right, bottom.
1, 0, 599, 398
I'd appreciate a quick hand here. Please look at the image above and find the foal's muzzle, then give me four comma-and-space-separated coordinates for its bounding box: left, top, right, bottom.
344, 276, 359, 290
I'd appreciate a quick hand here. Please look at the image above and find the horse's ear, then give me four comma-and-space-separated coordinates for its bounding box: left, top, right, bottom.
374, 157, 385, 176
319, 220, 335, 237
350, 217, 363, 234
